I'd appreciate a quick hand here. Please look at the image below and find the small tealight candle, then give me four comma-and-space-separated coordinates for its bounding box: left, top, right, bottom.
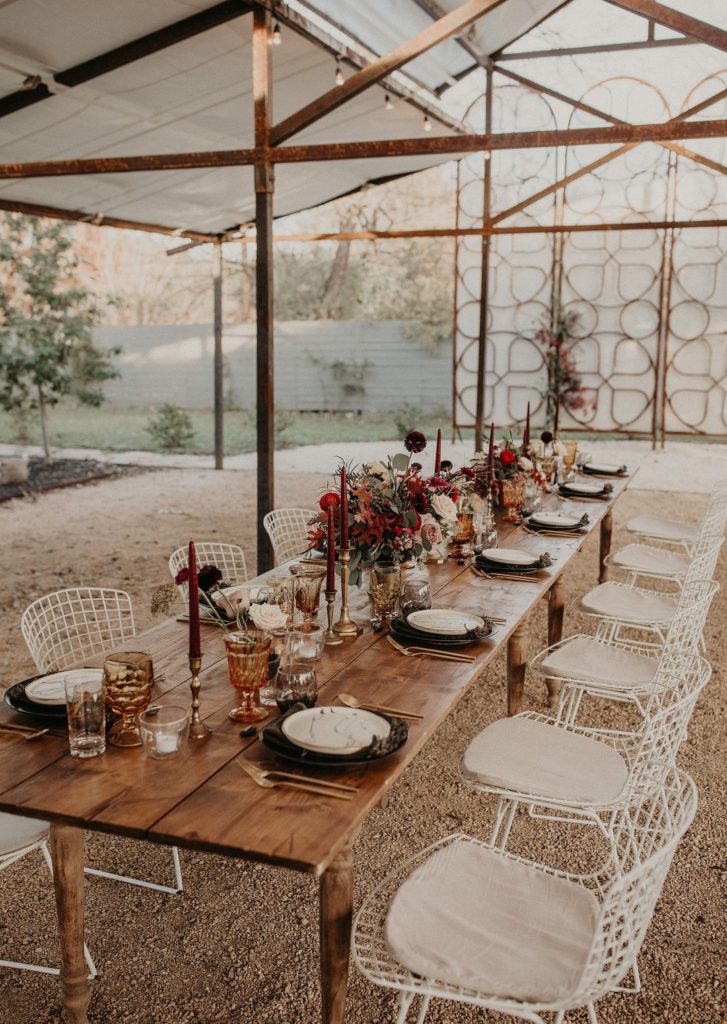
139, 705, 188, 760
155, 734, 180, 755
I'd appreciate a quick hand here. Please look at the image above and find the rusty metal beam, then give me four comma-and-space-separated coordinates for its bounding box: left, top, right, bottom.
0, 0, 251, 121
0, 196, 216, 241
2, 115, 727, 179
269, 0, 507, 145
213, 240, 225, 471
604, 0, 727, 52
253, 5, 275, 573
494, 36, 693, 60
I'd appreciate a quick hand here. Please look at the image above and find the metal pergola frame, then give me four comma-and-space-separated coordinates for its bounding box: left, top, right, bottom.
0, 0, 725, 571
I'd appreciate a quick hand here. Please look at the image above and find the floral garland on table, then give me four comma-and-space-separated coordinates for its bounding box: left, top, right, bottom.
308, 431, 475, 585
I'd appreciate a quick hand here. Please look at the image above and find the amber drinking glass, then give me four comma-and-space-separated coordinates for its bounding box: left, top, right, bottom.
224, 629, 272, 722
289, 562, 327, 630
563, 441, 578, 481
103, 651, 154, 748
500, 477, 526, 523
370, 560, 402, 629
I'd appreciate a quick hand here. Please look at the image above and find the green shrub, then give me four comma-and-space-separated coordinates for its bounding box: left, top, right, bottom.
145, 404, 195, 451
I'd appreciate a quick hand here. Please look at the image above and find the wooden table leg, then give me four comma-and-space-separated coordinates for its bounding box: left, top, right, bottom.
507, 619, 528, 717
599, 510, 613, 583
547, 575, 566, 709
320, 838, 355, 1024
50, 823, 90, 1024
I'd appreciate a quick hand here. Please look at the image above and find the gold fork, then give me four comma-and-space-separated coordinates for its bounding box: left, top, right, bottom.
239, 757, 358, 793
236, 757, 354, 800
471, 567, 540, 584
0, 723, 49, 741
387, 636, 475, 663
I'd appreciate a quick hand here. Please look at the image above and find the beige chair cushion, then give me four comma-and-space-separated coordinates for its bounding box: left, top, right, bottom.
462, 716, 628, 804
626, 514, 698, 544
385, 838, 599, 1002
580, 581, 677, 623
540, 635, 658, 690
610, 543, 690, 576
0, 812, 49, 857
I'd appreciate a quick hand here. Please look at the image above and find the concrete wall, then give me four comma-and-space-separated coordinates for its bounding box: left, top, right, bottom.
96, 321, 451, 413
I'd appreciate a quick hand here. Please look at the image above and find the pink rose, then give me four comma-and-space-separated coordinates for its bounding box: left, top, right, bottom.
418, 513, 442, 547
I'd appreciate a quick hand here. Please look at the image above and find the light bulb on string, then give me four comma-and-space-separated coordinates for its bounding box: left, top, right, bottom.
271, 22, 281, 45
335, 60, 344, 86
423, 114, 432, 132
384, 92, 393, 111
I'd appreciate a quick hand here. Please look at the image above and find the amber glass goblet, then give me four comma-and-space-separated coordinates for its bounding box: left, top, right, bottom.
500, 477, 526, 523
370, 560, 402, 630
224, 629, 272, 722
103, 651, 154, 748
289, 562, 327, 630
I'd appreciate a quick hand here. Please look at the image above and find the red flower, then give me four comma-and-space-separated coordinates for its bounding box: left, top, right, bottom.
411, 491, 428, 514
450, 488, 459, 503
404, 431, 427, 453
413, 512, 422, 531
427, 475, 448, 489
459, 466, 475, 480
198, 565, 223, 592
319, 491, 341, 511
499, 450, 517, 466
174, 567, 189, 586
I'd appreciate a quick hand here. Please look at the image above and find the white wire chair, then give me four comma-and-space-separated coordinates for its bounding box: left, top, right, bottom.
262, 508, 318, 565
354, 767, 697, 1024
21, 588, 136, 674
459, 652, 708, 852
0, 813, 96, 977
168, 542, 249, 603
530, 578, 719, 721
20, 588, 183, 896
624, 480, 727, 553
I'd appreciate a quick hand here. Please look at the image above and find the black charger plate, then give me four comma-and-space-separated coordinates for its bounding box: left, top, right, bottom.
474, 556, 542, 576
390, 616, 495, 647
259, 706, 408, 767
4, 678, 68, 721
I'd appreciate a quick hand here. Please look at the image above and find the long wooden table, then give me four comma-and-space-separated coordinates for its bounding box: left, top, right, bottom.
0, 478, 627, 1024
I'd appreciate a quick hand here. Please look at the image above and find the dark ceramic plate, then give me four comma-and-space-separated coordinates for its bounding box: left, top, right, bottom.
4, 678, 68, 721
259, 707, 407, 767
390, 616, 495, 647
474, 556, 542, 576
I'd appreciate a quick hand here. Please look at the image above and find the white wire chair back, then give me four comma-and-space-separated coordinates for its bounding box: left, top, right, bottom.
576, 767, 697, 1006
659, 577, 719, 664
262, 508, 318, 564
168, 542, 248, 602
21, 588, 136, 673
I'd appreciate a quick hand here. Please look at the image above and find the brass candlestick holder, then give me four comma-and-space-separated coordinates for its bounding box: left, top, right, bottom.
333, 547, 363, 636
188, 655, 210, 739
324, 589, 343, 645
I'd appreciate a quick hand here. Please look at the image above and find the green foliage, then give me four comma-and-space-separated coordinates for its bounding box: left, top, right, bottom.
393, 402, 424, 438
145, 404, 195, 451
307, 352, 373, 407
0, 214, 118, 457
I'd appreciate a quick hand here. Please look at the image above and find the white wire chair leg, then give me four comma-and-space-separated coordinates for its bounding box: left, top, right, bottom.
84, 845, 183, 894
587, 1002, 599, 1024
612, 958, 642, 994
414, 994, 431, 1024
489, 799, 518, 849
395, 990, 415, 1024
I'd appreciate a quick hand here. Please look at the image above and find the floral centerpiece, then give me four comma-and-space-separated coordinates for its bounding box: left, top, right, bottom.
308, 431, 474, 584
152, 565, 288, 633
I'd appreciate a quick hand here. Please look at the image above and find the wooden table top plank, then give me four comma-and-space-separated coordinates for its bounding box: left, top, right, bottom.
0, 476, 630, 871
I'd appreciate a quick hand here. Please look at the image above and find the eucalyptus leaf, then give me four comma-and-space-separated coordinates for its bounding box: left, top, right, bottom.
391, 453, 410, 472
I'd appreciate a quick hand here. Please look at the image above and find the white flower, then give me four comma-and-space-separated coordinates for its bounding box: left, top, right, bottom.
224, 586, 251, 613
249, 603, 288, 631
431, 493, 458, 522
471, 450, 487, 467
366, 460, 388, 477
470, 493, 485, 511
553, 441, 565, 456
528, 440, 544, 458
519, 456, 534, 472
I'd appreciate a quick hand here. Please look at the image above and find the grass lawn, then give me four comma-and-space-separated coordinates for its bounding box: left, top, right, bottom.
0, 405, 462, 455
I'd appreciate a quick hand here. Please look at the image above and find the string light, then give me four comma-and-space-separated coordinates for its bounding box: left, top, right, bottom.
384, 92, 393, 111
423, 114, 432, 132
271, 22, 281, 45
335, 59, 344, 86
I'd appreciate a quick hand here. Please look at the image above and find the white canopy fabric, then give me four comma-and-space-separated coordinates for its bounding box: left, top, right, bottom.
0, 0, 567, 235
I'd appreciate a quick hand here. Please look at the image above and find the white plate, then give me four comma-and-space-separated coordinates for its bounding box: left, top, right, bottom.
530, 512, 583, 529
562, 481, 605, 495
25, 668, 103, 706
586, 463, 624, 474
302, 549, 326, 560
479, 548, 539, 566
282, 707, 390, 755
407, 609, 486, 636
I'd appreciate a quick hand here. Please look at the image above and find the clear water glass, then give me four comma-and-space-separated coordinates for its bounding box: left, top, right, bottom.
399, 579, 432, 617
65, 671, 106, 758
139, 705, 188, 759
274, 662, 318, 714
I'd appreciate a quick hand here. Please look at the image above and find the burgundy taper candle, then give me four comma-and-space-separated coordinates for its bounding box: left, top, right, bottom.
434, 428, 442, 474
487, 422, 495, 484
524, 402, 530, 452
340, 466, 349, 548
187, 539, 201, 660
326, 505, 336, 592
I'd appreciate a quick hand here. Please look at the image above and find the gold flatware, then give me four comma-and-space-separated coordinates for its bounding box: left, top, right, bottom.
471, 568, 540, 584
0, 724, 49, 741
236, 757, 354, 800
386, 635, 476, 663
522, 526, 585, 539
336, 692, 424, 721
240, 757, 358, 793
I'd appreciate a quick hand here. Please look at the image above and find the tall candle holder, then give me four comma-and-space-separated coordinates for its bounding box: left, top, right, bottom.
324, 589, 343, 645
333, 547, 363, 636
188, 655, 210, 739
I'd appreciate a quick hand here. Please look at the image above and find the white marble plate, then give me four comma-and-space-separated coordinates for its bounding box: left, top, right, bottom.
407, 609, 486, 636
480, 548, 538, 566
530, 512, 583, 529
302, 549, 326, 560
26, 668, 103, 706
282, 707, 390, 755
562, 481, 605, 495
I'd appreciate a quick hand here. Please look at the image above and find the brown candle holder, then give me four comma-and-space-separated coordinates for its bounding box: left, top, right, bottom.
333, 547, 363, 636
324, 589, 343, 645
188, 655, 210, 739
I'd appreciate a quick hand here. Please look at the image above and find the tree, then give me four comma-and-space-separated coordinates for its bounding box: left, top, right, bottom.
0, 214, 118, 458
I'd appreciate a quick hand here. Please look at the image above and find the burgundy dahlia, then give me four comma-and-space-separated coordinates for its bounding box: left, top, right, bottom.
174, 567, 190, 586
404, 430, 427, 454
541, 430, 553, 444
198, 564, 223, 592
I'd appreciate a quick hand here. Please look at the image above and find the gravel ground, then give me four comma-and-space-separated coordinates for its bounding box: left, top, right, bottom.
0, 471, 724, 1024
